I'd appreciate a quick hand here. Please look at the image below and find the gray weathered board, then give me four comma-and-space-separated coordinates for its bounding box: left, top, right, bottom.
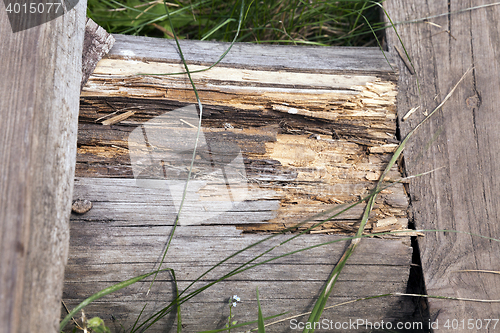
384, 0, 500, 329
63, 35, 417, 332
0, 2, 87, 333
81, 18, 115, 90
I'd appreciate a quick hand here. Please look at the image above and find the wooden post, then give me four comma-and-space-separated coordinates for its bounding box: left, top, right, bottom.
0, 1, 87, 332
384, 0, 500, 325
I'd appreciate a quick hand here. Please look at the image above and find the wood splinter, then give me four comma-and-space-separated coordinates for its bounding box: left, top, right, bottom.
101, 110, 136, 126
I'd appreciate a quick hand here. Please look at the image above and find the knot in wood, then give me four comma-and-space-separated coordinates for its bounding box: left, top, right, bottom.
72, 199, 93, 214
465, 94, 481, 109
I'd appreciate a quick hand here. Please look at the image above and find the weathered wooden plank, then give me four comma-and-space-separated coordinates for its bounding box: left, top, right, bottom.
109, 34, 397, 77
62, 296, 416, 333
63, 34, 417, 332
384, 0, 500, 325
81, 18, 115, 89
63, 263, 410, 284
70, 177, 408, 233
66, 226, 413, 265
77, 34, 408, 233
63, 228, 413, 332
0, 2, 87, 332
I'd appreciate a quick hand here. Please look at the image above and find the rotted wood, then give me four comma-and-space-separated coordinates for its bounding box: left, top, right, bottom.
77, 34, 409, 234
63, 35, 417, 332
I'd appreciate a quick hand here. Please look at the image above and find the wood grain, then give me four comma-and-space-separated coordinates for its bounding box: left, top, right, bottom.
108, 34, 397, 77
78, 34, 408, 233
384, 0, 500, 326
63, 225, 414, 332
0, 1, 87, 332
81, 18, 115, 90
63, 35, 417, 332
70, 176, 408, 234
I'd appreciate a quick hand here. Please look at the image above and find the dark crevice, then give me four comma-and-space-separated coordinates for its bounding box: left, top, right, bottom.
395, 83, 431, 330
404, 236, 432, 332
394, 117, 431, 331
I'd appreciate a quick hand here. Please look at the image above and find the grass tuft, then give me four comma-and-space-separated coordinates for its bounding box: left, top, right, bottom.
87, 0, 383, 46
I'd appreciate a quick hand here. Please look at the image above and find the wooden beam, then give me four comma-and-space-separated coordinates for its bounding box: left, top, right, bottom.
384, 0, 500, 325
62, 35, 417, 331
78, 35, 408, 233
108, 34, 398, 77
0, 1, 87, 332
64, 225, 414, 332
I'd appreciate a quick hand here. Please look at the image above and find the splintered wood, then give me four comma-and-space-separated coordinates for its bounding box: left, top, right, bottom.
77, 36, 408, 235
63, 36, 416, 333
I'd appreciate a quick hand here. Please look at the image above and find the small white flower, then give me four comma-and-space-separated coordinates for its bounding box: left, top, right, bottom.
232, 295, 240, 302
232, 302, 237, 307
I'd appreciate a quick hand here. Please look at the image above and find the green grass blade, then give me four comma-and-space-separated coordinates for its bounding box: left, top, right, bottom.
256, 287, 265, 333
201, 18, 236, 40
59, 269, 169, 331
302, 66, 472, 333
375, 1, 420, 93
129, 303, 147, 333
